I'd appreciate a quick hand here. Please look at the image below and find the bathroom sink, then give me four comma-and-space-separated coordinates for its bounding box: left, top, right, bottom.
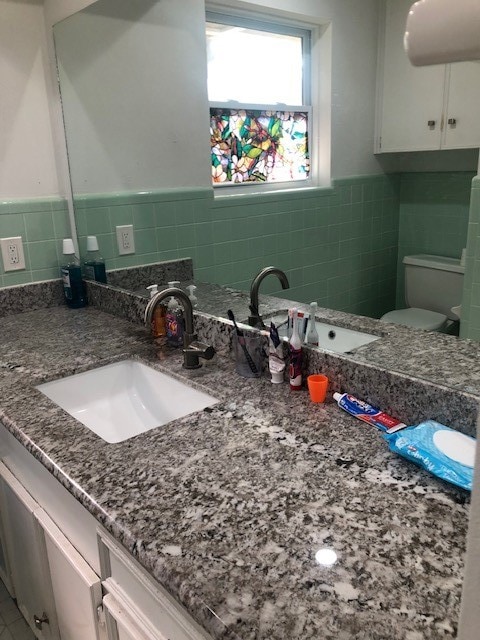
36, 360, 218, 443
266, 312, 381, 353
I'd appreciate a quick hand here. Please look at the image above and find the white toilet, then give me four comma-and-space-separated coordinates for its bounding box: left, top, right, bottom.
380, 254, 465, 331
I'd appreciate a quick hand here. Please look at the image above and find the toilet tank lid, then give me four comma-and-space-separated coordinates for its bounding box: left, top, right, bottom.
403, 254, 464, 274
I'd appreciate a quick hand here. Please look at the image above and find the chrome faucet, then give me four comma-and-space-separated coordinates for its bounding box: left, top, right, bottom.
248, 266, 290, 328
145, 287, 215, 369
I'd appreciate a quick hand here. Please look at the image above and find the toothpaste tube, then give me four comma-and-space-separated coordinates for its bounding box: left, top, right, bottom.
333, 392, 407, 434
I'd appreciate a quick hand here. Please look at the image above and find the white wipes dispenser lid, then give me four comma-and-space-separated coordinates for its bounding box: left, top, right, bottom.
62, 238, 75, 255
86, 235, 99, 251
433, 430, 476, 468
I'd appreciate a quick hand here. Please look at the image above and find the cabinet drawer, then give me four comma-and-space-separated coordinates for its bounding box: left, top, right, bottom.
98, 530, 211, 640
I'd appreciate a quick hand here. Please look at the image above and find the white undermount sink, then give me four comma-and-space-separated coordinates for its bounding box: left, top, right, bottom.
36, 360, 218, 443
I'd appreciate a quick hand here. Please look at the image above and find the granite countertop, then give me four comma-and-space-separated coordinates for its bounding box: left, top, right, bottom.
0, 306, 470, 640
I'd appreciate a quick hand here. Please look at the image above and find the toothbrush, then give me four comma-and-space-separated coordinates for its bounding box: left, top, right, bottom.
227, 309, 259, 376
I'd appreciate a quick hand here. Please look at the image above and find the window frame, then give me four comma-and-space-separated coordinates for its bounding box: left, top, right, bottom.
206, 10, 314, 191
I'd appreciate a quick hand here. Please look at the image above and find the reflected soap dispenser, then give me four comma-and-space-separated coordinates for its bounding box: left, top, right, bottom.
187, 284, 198, 308
146, 284, 166, 340
61, 239, 86, 308
166, 296, 185, 347
83, 235, 107, 283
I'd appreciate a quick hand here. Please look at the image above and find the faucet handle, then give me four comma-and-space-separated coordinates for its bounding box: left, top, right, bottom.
184, 341, 215, 361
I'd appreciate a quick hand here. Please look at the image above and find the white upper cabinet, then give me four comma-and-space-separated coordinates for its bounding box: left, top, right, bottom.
444, 62, 480, 149
376, 0, 480, 153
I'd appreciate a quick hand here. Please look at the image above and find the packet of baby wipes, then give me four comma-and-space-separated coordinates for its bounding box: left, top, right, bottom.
384, 420, 476, 491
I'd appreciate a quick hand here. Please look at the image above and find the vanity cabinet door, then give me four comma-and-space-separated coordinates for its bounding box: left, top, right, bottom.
0, 508, 15, 597
0, 463, 60, 640
35, 509, 105, 640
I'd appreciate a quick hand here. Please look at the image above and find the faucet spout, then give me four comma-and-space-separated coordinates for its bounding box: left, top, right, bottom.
145, 287, 215, 369
248, 266, 290, 328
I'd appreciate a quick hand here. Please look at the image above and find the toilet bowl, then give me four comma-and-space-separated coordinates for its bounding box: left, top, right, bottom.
381, 307, 448, 331
380, 254, 464, 331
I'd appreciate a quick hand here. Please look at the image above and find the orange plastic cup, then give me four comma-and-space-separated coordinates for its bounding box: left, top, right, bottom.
307, 374, 329, 403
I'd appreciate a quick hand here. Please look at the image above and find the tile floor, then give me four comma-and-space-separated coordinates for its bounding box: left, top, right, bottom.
0, 580, 34, 640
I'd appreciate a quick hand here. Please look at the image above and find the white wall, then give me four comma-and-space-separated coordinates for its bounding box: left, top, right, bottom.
53, 0, 383, 195
0, 0, 61, 198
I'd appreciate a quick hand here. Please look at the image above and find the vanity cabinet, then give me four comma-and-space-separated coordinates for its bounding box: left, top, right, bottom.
0, 463, 60, 639
0, 462, 104, 640
376, 0, 480, 153
0, 423, 212, 640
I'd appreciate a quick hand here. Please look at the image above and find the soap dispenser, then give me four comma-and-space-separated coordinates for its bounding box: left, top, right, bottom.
165, 282, 185, 347
61, 239, 87, 308
83, 235, 107, 283
166, 296, 185, 347
187, 284, 198, 308
146, 284, 166, 339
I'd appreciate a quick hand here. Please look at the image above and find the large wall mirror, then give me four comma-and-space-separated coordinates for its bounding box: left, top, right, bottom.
53, 0, 478, 394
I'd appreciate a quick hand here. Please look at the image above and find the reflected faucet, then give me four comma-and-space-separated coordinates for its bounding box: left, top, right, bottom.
145, 287, 215, 369
248, 266, 290, 328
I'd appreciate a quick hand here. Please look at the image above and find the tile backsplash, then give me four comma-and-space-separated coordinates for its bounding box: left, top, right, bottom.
0, 197, 70, 287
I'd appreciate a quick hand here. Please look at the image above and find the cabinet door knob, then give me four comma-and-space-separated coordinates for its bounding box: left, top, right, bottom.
427, 120, 436, 128
448, 118, 457, 126
34, 612, 49, 630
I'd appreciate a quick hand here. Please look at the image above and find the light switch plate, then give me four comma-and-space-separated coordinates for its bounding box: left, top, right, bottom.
116, 225, 135, 255
1, 236, 26, 271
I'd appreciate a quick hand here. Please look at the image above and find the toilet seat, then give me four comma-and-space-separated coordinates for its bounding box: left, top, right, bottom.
380, 307, 448, 331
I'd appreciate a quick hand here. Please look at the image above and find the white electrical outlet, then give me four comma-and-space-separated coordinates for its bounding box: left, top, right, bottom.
1, 236, 26, 272
116, 225, 135, 255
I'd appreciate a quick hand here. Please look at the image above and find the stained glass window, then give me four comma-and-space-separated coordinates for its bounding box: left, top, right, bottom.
210, 108, 309, 184
206, 12, 311, 187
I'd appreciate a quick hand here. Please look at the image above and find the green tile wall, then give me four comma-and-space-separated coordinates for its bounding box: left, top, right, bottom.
0, 198, 70, 287
460, 176, 480, 341
75, 175, 400, 319
396, 172, 474, 308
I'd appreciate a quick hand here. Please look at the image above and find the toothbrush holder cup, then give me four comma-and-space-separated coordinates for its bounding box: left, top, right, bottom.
233, 333, 264, 378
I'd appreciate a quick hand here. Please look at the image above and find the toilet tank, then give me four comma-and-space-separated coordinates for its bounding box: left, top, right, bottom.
404, 254, 464, 320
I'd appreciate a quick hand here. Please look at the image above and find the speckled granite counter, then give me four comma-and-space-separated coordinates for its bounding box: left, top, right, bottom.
0, 306, 470, 640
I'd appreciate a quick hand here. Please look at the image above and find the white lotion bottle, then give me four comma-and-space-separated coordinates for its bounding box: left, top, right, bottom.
289, 308, 303, 391
306, 302, 319, 346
